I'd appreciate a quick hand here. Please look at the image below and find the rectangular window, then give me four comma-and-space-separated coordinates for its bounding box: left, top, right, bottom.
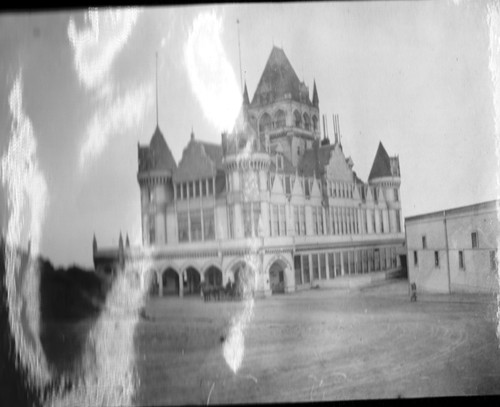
195, 180, 200, 197
312, 207, 318, 235
373, 188, 378, 203
380, 210, 384, 233
395, 210, 401, 233
490, 250, 498, 272
285, 176, 291, 194
148, 187, 155, 203
312, 254, 319, 280
253, 202, 261, 237
459, 250, 464, 270
227, 205, 234, 239
202, 179, 207, 196
356, 251, 362, 274
371, 210, 376, 234
303, 255, 310, 283
294, 255, 302, 285
434, 251, 440, 267
242, 202, 252, 238
319, 207, 324, 235
414, 251, 418, 266
422, 236, 427, 249
394, 188, 399, 202
382, 248, 387, 270
363, 250, 368, 273
369, 250, 374, 272
471, 232, 478, 249
294, 205, 300, 235
279, 205, 286, 236
328, 252, 334, 279
335, 252, 342, 276
343, 251, 349, 275
392, 247, 397, 267
304, 179, 310, 197
190, 210, 202, 241
349, 252, 356, 274
188, 182, 194, 199
176, 184, 181, 200
203, 208, 215, 240
148, 214, 155, 244
178, 211, 189, 242
300, 206, 306, 235
208, 179, 214, 195
182, 183, 187, 200
272, 204, 279, 236
374, 249, 380, 271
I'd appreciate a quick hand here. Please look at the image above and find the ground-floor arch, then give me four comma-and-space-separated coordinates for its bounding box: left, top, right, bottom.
205, 265, 223, 287
183, 266, 201, 295
146, 269, 161, 296
162, 267, 180, 296
268, 259, 288, 294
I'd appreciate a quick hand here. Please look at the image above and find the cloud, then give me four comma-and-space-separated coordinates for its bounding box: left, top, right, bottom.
67, 8, 150, 170
184, 10, 242, 132
79, 85, 152, 169
68, 8, 140, 91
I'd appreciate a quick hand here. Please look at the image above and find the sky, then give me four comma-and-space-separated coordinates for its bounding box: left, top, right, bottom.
0, 1, 498, 268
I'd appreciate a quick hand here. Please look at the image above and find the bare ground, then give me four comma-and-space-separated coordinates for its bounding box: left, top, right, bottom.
132, 280, 500, 405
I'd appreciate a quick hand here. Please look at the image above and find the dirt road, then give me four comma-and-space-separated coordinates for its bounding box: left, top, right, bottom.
133, 280, 500, 404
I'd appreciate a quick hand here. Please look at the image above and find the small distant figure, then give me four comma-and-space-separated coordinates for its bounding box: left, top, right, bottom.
410, 282, 417, 302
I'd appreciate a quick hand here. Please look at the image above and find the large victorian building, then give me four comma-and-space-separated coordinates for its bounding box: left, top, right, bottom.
93, 46, 405, 297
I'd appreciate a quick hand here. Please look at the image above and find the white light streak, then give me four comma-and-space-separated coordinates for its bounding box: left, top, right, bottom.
0, 72, 50, 387
184, 11, 242, 132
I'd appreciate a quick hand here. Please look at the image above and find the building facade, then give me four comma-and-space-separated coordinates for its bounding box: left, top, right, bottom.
406, 200, 499, 294
94, 46, 405, 297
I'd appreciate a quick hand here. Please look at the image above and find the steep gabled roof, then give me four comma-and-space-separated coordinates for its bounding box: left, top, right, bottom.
251, 46, 308, 105
172, 135, 224, 183
368, 142, 392, 181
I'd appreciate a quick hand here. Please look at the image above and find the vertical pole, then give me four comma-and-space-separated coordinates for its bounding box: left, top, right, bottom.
156, 52, 159, 126
444, 211, 451, 294
237, 19, 243, 92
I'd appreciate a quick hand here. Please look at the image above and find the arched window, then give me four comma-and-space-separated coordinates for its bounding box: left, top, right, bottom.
312, 115, 318, 131
294, 110, 302, 128
259, 113, 272, 135
274, 110, 286, 128
303, 113, 311, 131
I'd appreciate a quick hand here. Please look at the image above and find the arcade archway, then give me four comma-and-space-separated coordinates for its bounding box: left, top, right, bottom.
268, 259, 288, 294
205, 266, 223, 287
162, 268, 180, 296
183, 267, 201, 295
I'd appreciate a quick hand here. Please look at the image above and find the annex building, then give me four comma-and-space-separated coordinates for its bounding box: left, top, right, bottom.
93, 46, 405, 297
406, 200, 499, 294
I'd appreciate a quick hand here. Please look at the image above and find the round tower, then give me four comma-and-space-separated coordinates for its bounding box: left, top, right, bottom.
137, 125, 177, 246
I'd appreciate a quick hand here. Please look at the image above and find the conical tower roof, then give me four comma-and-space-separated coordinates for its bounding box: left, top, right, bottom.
368, 142, 392, 180
149, 125, 177, 172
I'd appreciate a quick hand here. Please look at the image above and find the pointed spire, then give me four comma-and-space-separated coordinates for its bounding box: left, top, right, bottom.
312, 79, 319, 107
119, 232, 123, 250
243, 82, 250, 105
126, 234, 130, 248
191, 127, 195, 141
92, 233, 97, 254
